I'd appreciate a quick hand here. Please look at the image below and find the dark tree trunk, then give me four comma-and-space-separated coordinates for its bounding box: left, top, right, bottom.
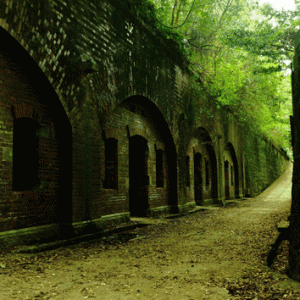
288, 30, 300, 281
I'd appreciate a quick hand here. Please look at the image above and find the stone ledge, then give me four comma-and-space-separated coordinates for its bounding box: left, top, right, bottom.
0, 223, 62, 249
72, 212, 130, 236
15, 222, 147, 254
178, 202, 196, 214
0, 213, 131, 249
146, 206, 170, 217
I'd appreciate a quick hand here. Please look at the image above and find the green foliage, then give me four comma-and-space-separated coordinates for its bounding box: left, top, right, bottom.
143, 0, 293, 153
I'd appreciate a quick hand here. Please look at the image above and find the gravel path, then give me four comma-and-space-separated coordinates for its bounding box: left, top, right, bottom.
0, 163, 298, 300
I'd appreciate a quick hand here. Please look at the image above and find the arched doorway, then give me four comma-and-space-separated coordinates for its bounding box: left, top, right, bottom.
194, 152, 203, 205
129, 135, 149, 216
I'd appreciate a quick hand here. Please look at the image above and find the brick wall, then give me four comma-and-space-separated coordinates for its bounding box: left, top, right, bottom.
0, 0, 290, 240
0, 51, 61, 231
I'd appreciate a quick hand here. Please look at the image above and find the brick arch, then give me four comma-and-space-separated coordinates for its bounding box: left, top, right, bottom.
193, 127, 218, 201
102, 128, 120, 141
193, 144, 202, 154
0, 1, 75, 122
0, 26, 72, 237
224, 142, 239, 199
0, 26, 70, 125
127, 126, 151, 140
103, 95, 178, 214
155, 142, 164, 151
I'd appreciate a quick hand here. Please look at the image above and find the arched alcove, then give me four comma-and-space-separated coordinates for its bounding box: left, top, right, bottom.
224, 142, 239, 199
103, 95, 178, 216
0, 27, 72, 236
194, 127, 218, 201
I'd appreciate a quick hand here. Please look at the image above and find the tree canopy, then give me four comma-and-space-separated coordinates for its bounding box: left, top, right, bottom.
134, 0, 294, 155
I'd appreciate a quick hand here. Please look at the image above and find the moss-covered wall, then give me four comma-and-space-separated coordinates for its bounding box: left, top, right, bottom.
243, 130, 289, 197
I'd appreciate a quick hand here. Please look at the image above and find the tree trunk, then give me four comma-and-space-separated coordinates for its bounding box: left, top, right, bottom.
175, 1, 182, 27
289, 30, 300, 281
171, 0, 178, 27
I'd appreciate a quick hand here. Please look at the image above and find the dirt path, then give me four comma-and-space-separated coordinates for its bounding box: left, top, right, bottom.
0, 163, 299, 300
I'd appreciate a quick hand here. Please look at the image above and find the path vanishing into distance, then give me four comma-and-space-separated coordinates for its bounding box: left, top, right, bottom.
1, 163, 299, 300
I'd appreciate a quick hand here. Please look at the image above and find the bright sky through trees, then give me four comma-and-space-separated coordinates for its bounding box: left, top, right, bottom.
259, 0, 295, 10
256, 0, 296, 74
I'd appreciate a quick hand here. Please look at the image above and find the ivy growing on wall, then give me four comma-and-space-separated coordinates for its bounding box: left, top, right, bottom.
129, 0, 293, 156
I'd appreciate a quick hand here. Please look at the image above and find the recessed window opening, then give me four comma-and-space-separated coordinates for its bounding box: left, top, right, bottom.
231, 165, 234, 186
186, 155, 190, 187
156, 149, 164, 187
104, 138, 118, 190
13, 117, 40, 191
